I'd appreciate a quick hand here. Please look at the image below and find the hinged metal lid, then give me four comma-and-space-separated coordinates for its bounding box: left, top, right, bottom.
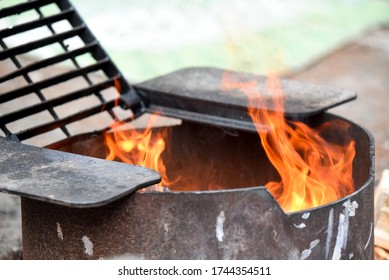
0, 137, 161, 207
135, 67, 356, 131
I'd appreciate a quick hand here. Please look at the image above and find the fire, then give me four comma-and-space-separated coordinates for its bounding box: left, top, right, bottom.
221, 72, 356, 212
104, 116, 171, 191
104, 116, 220, 191
105, 74, 356, 212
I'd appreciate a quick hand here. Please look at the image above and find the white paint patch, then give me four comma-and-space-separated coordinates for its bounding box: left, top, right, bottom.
325, 208, 334, 259
163, 223, 169, 240
302, 212, 310, 219
300, 239, 320, 260
216, 211, 226, 242
332, 199, 360, 260
300, 249, 311, 260
164, 223, 169, 234
56, 222, 63, 241
332, 199, 357, 260
349, 253, 354, 259
310, 239, 320, 248
344, 200, 359, 217
293, 223, 306, 229
82, 235, 94, 257
364, 222, 373, 250
332, 213, 345, 260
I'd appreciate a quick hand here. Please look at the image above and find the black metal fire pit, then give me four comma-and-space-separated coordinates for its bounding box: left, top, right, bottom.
0, 0, 374, 260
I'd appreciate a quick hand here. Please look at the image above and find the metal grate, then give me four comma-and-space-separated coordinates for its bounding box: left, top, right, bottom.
0, 0, 142, 146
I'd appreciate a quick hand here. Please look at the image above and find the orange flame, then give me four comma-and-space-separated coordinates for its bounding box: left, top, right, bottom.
104, 116, 171, 191
221, 72, 356, 212
104, 116, 222, 192
105, 74, 356, 212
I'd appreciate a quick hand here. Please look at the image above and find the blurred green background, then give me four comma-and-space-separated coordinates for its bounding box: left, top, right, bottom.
75, 0, 389, 82
2, 0, 389, 82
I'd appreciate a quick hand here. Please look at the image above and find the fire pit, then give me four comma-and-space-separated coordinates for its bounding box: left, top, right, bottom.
0, 0, 374, 259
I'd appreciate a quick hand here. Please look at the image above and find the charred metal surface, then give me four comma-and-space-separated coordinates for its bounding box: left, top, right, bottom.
135, 67, 356, 130
21, 180, 373, 260
0, 137, 161, 207
20, 114, 374, 260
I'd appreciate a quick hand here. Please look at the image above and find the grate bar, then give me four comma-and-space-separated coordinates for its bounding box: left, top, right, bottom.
16, 99, 119, 141
0, 124, 12, 137
0, 0, 54, 19
0, 77, 117, 125
0, 43, 98, 84
0, 58, 110, 103
0, 8, 75, 39
0, 25, 86, 61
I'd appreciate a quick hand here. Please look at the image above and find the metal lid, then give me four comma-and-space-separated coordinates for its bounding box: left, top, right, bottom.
135, 67, 356, 131
0, 137, 161, 207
